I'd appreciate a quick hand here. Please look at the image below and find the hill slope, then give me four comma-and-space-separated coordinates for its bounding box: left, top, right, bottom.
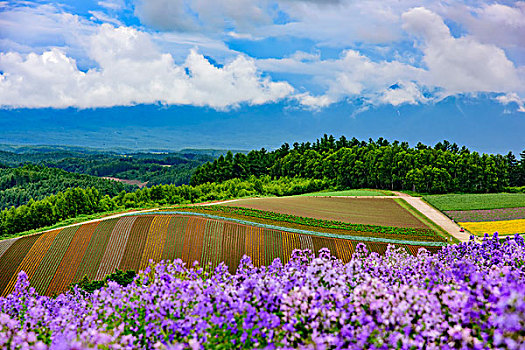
0, 213, 442, 297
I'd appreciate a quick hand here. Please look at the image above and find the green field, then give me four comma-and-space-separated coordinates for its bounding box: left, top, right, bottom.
423, 193, 525, 211
301, 189, 390, 196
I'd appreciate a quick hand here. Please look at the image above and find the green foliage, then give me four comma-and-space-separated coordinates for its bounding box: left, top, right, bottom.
0, 148, 216, 187
0, 164, 133, 209
505, 186, 525, 193
71, 269, 136, 294
191, 135, 525, 194
423, 193, 525, 211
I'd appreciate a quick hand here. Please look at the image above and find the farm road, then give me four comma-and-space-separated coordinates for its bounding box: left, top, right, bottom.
391, 192, 470, 242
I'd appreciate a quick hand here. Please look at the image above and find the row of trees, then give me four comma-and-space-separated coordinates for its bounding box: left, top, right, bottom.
0, 176, 328, 237
191, 135, 525, 193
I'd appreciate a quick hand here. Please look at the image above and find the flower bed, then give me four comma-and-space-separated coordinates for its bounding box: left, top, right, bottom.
1, 234, 524, 349
445, 207, 525, 222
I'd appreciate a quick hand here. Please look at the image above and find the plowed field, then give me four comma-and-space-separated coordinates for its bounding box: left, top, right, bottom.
221, 197, 430, 229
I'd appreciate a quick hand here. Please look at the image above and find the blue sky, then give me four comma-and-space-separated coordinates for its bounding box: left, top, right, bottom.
0, 0, 524, 153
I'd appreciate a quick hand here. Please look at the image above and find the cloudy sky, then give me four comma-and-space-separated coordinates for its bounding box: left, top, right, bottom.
0, 0, 524, 152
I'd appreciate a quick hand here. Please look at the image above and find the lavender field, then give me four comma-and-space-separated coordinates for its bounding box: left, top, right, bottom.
445, 207, 525, 222
1, 234, 524, 349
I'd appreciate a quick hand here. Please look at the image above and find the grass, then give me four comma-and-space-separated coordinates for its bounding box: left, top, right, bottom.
423, 193, 525, 211
394, 199, 459, 243
301, 189, 392, 197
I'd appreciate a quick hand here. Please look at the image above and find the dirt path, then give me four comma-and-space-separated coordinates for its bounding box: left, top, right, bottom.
391, 192, 470, 242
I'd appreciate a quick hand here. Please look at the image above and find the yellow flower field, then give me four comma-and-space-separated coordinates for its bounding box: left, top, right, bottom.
459, 219, 525, 236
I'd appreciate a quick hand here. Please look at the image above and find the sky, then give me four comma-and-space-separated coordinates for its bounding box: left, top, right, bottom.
0, 0, 524, 153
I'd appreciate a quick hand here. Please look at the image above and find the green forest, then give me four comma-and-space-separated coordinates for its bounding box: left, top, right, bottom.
0, 165, 133, 209
0, 147, 216, 187
191, 135, 525, 193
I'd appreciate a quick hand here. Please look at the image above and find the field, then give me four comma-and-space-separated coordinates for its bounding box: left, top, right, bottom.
0, 213, 442, 296
425, 193, 525, 236
221, 196, 431, 229
173, 206, 444, 242
444, 207, 525, 222
424, 193, 525, 211
2, 234, 523, 349
300, 189, 390, 196
458, 219, 525, 236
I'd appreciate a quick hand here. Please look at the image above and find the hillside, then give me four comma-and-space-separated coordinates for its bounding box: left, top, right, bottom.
0, 146, 218, 187
0, 212, 442, 297
2, 234, 523, 348
0, 165, 134, 209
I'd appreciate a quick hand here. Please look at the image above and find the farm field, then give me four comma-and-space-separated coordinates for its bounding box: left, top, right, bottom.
0, 213, 442, 296
424, 193, 525, 211
425, 193, 525, 236
444, 207, 525, 222
221, 196, 431, 229
459, 219, 525, 236
173, 206, 445, 242
300, 189, 390, 196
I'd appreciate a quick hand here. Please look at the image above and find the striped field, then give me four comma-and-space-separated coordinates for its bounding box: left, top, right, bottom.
0, 214, 442, 296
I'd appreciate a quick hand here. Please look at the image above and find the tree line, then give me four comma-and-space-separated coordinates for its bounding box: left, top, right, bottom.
191, 135, 525, 193
0, 176, 328, 237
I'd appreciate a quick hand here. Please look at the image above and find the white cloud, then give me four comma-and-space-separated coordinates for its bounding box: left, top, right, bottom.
133, 0, 273, 33
98, 0, 126, 11
89, 10, 123, 26
496, 93, 525, 113
442, 2, 525, 49
0, 24, 294, 109
402, 7, 522, 94
1, 2, 524, 111
259, 49, 427, 107
379, 81, 427, 106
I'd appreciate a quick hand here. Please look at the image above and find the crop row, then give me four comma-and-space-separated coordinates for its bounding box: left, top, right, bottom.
139, 216, 170, 271
0, 237, 16, 260
73, 219, 120, 283
3, 229, 62, 296
46, 223, 99, 296
445, 207, 525, 222
0, 234, 41, 296
30, 226, 79, 295
96, 217, 137, 280
118, 216, 153, 273
459, 219, 525, 236
175, 206, 443, 241
0, 214, 442, 296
